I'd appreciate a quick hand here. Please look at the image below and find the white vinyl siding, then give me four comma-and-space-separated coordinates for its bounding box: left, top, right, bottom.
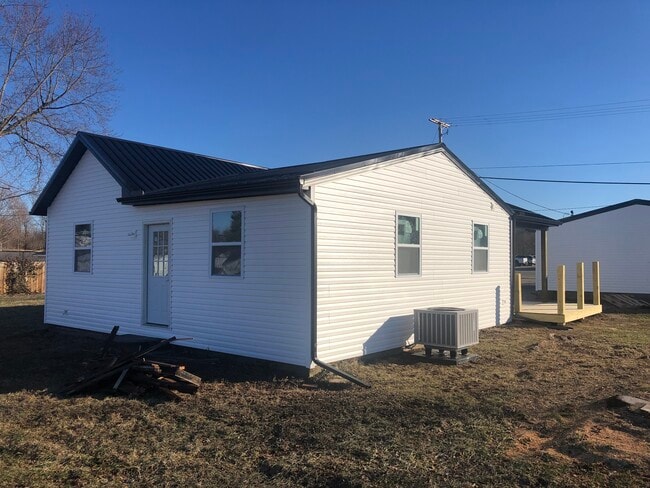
312, 151, 511, 364
45, 151, 312, 367
537, 204, 650, 294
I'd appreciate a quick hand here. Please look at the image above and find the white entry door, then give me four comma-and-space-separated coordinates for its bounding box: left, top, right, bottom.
146, 224, 170, 326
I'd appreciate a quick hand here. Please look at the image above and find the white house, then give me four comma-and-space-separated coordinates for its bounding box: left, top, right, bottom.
537, 199, 650, 295
32, 132, 513, 374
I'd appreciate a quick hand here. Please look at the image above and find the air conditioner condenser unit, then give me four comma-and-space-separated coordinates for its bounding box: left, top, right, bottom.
413, 307, 479, 362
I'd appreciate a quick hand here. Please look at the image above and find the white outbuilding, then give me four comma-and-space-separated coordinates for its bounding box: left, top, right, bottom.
538, 199, 650, 295
32, 132, 514, 374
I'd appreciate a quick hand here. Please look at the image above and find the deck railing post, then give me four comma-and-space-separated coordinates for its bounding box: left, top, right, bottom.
557, 265, 566, 315
515, 272, 522, 313
592, 261, 601, 306
541, 229, 549, 301
576, 262, 584, 310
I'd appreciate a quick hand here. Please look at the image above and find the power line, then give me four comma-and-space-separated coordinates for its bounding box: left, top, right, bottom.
544, 205, 605, 211
472, 160, 650, 169
445, 98, 650, 121
450, 105, 650, 124
452, 107, 650, 127
484, 180, 567, 216
444, 98, 650, 126
480, 176, 650, 185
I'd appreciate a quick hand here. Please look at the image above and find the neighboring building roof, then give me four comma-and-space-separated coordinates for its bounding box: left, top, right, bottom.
560, 199, 650, 223
32, 132, 513, 216
509, 204, 561, 229
31, 132, 264, 215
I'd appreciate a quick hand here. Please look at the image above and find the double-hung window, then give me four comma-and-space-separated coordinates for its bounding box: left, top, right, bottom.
473, 223, 489, 272
396, 214, 421, 275
74, 223, 92, 273
211, 210, 242, 276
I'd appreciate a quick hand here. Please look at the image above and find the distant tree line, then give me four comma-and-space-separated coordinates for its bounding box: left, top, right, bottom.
0, 188, 44, 250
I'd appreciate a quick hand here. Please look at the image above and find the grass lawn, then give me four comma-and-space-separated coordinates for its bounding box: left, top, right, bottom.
0, 294, 649, 487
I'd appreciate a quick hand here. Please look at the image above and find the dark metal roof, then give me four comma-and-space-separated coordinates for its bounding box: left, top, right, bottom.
31, 132, 264, 215
118, 142, 514, 216
33, 132, 514, 218
560, 199, 650, 223
509, 204, 561, 229
118, 143, 445, 206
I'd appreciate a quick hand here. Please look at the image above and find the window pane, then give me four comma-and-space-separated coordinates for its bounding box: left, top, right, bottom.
398, 247, 420, 275
474, 224, 488, 248
75, 224, 92, 248
74, 249, 91, 272
397, 216, 420, 244
474, 249, 488, 272
212, 211, 241, 243
211, 245, 241, 276
152, 230, 169, 277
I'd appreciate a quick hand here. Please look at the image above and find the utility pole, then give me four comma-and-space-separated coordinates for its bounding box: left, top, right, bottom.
428, 118, 450, 144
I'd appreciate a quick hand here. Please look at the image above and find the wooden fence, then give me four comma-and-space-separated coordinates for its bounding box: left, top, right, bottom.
0, 262, 46, 294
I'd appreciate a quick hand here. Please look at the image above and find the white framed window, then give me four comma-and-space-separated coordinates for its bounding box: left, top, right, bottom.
473, 222, 489, 272
396, 214, 421, 276
211, 210, 242, 276
74, 223, 92, 273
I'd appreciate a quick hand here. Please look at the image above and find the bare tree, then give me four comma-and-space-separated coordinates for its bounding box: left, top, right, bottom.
0, 186, 30, 249
0, 1, 116, 191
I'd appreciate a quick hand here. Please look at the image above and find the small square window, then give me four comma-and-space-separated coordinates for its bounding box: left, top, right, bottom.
211, 210, 242, 276
397, 215, 421, 275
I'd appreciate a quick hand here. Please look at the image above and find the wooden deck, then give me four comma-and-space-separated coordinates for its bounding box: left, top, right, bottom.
517, 301, 602, 325
514, 261, 603, 325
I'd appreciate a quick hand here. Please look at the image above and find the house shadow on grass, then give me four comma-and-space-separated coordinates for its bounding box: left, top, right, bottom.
0, 303, 304, 396
0, 304, 103, 394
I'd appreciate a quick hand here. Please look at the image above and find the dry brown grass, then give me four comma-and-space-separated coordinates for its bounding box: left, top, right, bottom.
0, 296, 649, 487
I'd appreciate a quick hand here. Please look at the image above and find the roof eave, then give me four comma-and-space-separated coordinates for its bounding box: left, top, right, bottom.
118, 179, 300, 206
30, 135, 86, 216
513, 215, 561, 229
30, 132, 140, 216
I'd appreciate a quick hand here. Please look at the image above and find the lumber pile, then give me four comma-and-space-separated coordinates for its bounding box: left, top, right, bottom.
607, 394, 650, 417
59, 334, 201, 400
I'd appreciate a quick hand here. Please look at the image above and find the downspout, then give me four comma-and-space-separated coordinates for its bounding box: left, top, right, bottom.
298, 186, 371, 388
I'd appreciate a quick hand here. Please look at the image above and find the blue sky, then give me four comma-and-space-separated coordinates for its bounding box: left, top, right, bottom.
51, 0, 650, 217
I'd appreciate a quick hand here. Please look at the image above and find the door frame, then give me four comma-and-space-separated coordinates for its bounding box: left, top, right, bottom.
142, 220, 172, 327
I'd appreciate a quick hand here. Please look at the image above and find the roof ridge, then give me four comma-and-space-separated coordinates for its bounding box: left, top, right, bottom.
561, 198, 650, 223
133, 142, 446, 196
77, 131, 267, 170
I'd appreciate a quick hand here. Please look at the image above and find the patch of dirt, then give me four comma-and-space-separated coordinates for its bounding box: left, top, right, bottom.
508, 417, 650, 472
577, 420, 650, 465
507, 428, 574, 463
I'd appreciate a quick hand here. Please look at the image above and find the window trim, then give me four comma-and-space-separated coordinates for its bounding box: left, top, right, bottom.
472, 221, 489, 273
209, 208, 244, 278
73, 222, 93, 273
395, 212, 422, 277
